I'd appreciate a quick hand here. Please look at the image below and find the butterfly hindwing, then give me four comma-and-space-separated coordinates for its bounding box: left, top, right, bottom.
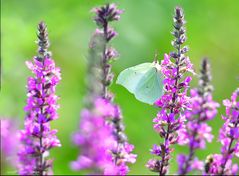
135, 67, 164, 105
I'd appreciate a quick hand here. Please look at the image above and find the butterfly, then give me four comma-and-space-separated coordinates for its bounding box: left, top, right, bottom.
116, 60, 164, 105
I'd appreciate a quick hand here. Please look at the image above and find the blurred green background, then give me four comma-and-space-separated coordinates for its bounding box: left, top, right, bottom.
1, 0, 239, 175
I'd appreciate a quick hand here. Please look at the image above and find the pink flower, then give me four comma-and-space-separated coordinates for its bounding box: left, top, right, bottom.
1, 119, 19, 168
148, 7, 193, 175
72, 99, 136, 175
72, 4, 136, 175
206, 88, 239, 175
18, 22, 61, 175
70, 156, 93, 170
191, 158, 204, 171
177, 59, 219, 175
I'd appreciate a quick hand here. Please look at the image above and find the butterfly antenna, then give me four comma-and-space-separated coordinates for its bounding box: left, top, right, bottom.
154, 50, 159, 63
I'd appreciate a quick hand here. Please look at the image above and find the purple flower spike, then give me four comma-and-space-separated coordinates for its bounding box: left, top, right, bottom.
71, 98, 136, 175
72, 4, 136, 175
92, 3, 123, 28
147, 7, 193, 175
71, 99, 116, 173
91, 3, 123, 100
18, 22, 61, 175
1, 118, 19, 171
205, 88, 239, 175
177, 59, 219, 175
92, 4, 136, 174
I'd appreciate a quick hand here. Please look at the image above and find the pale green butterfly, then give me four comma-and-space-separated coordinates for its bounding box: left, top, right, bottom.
116, 58, 164, 105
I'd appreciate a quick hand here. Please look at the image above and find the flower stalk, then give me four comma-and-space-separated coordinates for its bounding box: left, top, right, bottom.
146, 7, 194, 175
93, 4, 137, 172
177, 58, 219, 175
93, 3, 122, 100
205, 88, 239, 175
71, 4, 136, 175
18, 22, 61, 175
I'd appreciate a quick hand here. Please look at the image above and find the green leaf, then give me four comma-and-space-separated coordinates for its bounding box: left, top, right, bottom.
116, 62, 164, 105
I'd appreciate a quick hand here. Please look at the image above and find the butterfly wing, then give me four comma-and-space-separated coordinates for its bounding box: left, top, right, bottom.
116, 63, 153, 93
135, 67, 164, 105
117, 62, 164, 105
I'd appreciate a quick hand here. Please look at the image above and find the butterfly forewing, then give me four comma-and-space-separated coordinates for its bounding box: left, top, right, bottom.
116, 63, 153, 93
